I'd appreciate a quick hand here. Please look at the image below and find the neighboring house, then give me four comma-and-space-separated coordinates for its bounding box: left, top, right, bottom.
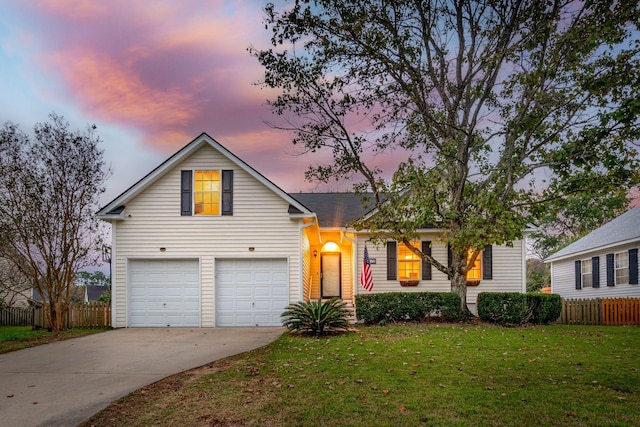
85, 285, 109, 303
0, 257, 31, 308
545, 205, 640, 299
97, 133, 528, 327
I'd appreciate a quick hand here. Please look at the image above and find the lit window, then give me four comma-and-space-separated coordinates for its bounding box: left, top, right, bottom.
398, 242, 420, 280
615, 252, 629, 285
581, 258, 593, 288
467, 248, 482, 280
194, 170, 220, 215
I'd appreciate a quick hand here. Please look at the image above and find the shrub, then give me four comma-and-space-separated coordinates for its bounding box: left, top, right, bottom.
281, 298, 350, 336
526, 293, 562, 324
477, 292, 528, 325
355, 292, 461, 324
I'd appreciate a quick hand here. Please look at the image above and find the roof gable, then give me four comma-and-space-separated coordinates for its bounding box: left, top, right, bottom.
97, 133, 311, 218
546, 205, 640, 262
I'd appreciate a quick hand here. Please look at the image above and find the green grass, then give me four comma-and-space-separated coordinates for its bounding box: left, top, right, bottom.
85, 323, 640, 427
0, 326, 107, 354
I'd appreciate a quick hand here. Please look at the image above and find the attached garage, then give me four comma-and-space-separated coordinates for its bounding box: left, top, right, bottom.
216, 258, 289, 326
128, 259, 200, 327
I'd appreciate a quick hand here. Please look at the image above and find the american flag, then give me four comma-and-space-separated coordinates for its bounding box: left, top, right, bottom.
360, 245, 374, 292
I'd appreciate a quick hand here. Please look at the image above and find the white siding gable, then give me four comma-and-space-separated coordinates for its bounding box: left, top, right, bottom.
111, 143, 302, 327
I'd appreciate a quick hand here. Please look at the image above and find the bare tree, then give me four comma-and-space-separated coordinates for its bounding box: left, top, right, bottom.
0, 114, 110, 330
253, 0, 640, 315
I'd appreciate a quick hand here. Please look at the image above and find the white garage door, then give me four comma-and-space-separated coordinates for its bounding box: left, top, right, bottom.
216, 259, 289, 326
129, 259, 200, 327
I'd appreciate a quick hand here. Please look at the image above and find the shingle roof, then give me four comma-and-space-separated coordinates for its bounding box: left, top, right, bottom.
545, 205, 640, 262
289, 193, 374, 228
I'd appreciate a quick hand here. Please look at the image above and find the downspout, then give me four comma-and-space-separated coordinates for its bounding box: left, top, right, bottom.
522, 234, 527, 294
300, 216, 317, 302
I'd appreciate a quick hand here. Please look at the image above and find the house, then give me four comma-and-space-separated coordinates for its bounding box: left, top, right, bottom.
85, 285, 109, 303
97, 133, 528, 327
545, 205, 640, 299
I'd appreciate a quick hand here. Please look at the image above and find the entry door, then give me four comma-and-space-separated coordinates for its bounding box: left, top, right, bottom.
321, 253, 341, 298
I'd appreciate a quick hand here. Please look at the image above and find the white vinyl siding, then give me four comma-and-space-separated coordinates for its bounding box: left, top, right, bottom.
111, 144, 302, 327
550, 242, 640, 299
354, 235, 525, 306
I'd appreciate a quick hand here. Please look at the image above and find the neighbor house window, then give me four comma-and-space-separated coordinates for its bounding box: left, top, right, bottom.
615, 251, 629, 285
581, 258, 593, 288
398, 242, 420, 280
194, 170, 220, 215
467, 248, 482, 280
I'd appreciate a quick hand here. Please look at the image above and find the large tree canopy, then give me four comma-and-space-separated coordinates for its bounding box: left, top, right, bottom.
253, 0, 640, 315
0, 114, 110, 330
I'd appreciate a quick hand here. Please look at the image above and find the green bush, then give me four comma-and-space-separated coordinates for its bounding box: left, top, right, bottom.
526, 293, 562, 324
355, 292, 461, 324
477, 292, 528, 325
281, 298, 351, 336
478, 292, 562, 325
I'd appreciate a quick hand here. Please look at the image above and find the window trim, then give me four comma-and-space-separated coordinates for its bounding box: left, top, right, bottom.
193, 169, 222, 215
614, 251, 629, 286
581, 258, 593, 289
397, 241, 421, 280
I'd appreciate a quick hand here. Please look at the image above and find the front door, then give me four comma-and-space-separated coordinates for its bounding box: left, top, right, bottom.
321, 253, 341, 298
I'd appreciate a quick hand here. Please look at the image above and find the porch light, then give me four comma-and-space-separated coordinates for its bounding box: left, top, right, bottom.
313, 249, 318, 258
322, 242, 340, 252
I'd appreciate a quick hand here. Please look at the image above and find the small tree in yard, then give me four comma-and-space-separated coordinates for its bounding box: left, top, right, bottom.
253, 0, 640, 316
0, 114, 110, 330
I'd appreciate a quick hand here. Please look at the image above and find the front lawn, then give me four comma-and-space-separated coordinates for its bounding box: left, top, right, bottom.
0, 326, 107, 354
84, 324, 640, 426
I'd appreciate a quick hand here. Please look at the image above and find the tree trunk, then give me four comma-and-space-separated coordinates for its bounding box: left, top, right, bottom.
450, 251, 473, 318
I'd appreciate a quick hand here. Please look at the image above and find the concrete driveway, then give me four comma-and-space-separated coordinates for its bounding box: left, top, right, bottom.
0, 327, 282, 427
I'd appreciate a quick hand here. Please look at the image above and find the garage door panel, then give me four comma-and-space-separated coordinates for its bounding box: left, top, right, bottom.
216, 258, 288, 327
129, 259, 200, 327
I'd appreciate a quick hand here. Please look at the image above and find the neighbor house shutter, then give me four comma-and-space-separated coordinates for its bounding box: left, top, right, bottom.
592, 256, 600, 288
222, 170, 233, 215
387, 241, 397, 280
482, 245, 493, 280
575, 260, 582, 290
180, 170, 192, 216
630, 248, 639, 285
422, 241, 432, 280
606, 253, 615, 286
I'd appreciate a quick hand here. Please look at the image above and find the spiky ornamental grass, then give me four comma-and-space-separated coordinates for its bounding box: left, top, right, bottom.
281, 298, 351, 336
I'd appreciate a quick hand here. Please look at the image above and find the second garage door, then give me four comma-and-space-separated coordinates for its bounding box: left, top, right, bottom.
216, 258, 289, 326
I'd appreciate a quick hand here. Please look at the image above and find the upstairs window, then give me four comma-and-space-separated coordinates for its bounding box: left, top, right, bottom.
181, 169, 233, 216
194, 170, 220, 215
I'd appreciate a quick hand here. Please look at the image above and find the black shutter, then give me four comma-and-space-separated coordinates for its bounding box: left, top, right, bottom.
180, 170, 192, 216
222, 170, 233, 215
575, 260, 582, 290
630, 248, 639, 285
606, 253, 615, 286
447, 244, 452, 268
387, 241, 397, 280
592, 256, 600, 288
422, 241, 432, 280
482, 245, 493, 280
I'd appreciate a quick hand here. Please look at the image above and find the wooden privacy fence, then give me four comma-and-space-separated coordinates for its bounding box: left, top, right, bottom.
560, 298, 640, 326
0, 307, 34, 326
33, 302, 112, 329
1, 303, 111, 328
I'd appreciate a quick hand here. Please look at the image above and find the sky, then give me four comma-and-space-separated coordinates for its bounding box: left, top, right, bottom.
0, 0, 354, 205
